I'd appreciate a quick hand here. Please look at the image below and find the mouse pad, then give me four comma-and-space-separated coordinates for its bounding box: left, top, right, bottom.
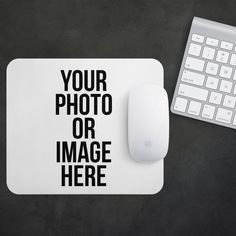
7, 59, 164, 194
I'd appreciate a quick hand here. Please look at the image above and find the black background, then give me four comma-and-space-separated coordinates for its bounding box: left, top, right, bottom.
1, 0, 236, 235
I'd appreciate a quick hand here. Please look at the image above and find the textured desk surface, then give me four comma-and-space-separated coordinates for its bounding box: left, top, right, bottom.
1, 0, 236, 235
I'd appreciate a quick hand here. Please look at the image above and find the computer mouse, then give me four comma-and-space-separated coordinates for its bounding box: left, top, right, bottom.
128, 84, 169, 162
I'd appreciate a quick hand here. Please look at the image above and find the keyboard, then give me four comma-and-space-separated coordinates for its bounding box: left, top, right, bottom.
171, 17, 236, 129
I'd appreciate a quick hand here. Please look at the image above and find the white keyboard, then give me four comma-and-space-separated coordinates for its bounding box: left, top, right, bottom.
171, 17, 236, 129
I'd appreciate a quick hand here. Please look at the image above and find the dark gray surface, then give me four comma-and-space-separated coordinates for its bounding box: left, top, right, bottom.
1, 0, 236, 235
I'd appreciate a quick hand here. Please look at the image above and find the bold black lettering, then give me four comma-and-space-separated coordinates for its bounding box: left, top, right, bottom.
102, 141, 111, 162
61, 141, 76, 162
61, 70, 72, 91
90, 142, 100, 162
72, 70, 83, 91
56, 141, 60, 162
97, 165, 106, 186
67, 94, 78, 115
61, 165, 73, 186
74, 165, 83, 186
85, 165, 96, 186
102, 94, 112, 115
55, 94, 66, 115
90, 94, 100, 115
72, 117, 95, 139
84, 70, 95, 91
85, 118, 95, 139
79, 94, 90, 115
78, 141, 89, 162
97, 70, 107, 91
72, 117, 83, 139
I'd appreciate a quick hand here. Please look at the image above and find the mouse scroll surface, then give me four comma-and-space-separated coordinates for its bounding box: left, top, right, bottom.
128, 84, 169, 162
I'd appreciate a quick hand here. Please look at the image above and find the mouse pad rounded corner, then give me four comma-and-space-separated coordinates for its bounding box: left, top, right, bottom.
7, 58, 164, 195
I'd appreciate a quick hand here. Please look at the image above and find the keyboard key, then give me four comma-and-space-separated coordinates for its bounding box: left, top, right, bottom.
185, 57, 205, 71
205, 62, 219, 75
234, 85, 236, 95
181, 70, 205, 86
202, 104, 215, 119
233, 71, 236, 80
216, 108, 232, 123
220, 41, 233, 50
188, 101, 202, 116
233, 114, 236, 126
230, 54, 236, 66
219, 80, 232, 93
209, 92, 222, 105
192, 34, 204, 43
174, 97, 188, 112
178, 84, 208, 101
206, 37, 219, 47
219, 65, 232, 79
223, 95, 236, 108
216, 50, 229, 63
202, 47, 215, 60
188, 43, 201, 56
206, 76, 219, 89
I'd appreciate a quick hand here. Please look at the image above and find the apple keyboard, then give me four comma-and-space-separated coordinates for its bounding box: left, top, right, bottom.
171, 17, 236, 129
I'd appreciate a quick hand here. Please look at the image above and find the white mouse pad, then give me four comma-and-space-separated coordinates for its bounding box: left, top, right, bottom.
7, 59, 164, 194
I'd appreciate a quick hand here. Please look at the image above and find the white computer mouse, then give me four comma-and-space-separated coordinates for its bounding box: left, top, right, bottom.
128, 84, 169, 162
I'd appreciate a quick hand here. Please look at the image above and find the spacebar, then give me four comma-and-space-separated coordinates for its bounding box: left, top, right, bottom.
178, 84, 208, 101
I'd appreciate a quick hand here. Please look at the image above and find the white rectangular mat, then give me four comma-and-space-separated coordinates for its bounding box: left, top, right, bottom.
7, 59, 164, 194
